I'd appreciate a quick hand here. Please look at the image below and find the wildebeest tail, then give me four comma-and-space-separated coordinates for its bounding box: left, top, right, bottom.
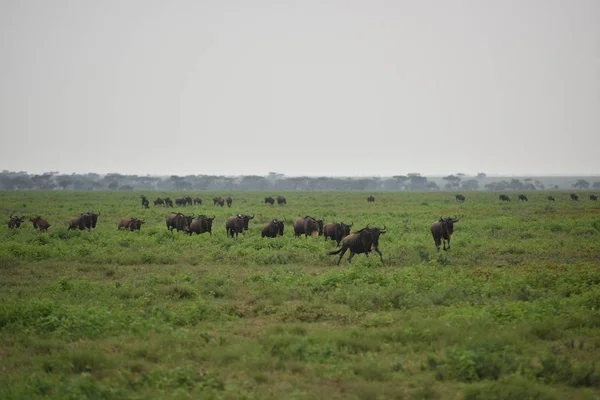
327, 248, 344, 255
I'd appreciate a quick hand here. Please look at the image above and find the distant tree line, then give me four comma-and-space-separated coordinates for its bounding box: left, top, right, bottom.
0, 170, 598, 191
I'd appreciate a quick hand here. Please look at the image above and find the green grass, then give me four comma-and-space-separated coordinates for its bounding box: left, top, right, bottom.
1, 190, 599, 399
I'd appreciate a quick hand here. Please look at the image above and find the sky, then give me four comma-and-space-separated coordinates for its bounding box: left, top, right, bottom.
0, 0, 599, 177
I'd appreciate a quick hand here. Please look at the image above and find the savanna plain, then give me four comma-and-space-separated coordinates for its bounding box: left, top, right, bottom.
1, 190, 600, 400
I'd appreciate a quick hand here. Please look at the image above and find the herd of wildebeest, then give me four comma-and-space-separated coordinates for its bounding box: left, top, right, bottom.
5, 191, 598, 264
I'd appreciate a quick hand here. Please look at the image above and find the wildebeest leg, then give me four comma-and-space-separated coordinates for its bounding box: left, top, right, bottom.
373, 247, 384, 263
336, 248, 348, 265
347, 251, 356, 264
434, 238, 441, 252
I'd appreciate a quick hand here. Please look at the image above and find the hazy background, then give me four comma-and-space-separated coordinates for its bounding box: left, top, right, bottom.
1, 0, 599, 177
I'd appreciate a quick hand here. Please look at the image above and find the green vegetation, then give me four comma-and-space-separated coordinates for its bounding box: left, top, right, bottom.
1, 190, 599, 399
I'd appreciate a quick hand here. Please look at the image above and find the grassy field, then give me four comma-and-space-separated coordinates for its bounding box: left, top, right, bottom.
1, 190, 599, 399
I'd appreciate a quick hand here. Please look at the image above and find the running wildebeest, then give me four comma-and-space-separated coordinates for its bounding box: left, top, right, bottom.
261, 219, 285, 238
141, 195, 149, 209
193, 197, 202, 205
118, 218, 145, 231
367, 196, 375, 202
175, 198, 187, 207
185, 196, 193, 206
455, 194, 466, 202
226, 197, 232, 208
225, 214, 255, 239
212, 197, 225, 207
29, 216, 50, 232
277, 196, 287, 205
431, 217, 459, 252
166, 212, 193, 232
293, 216, 324, 238
547, 196, 555, 201
590, 194, 597, 201
264, 196, 275, 206
323, 221, 353, 246
499, 195, 510, 202
154, 197, 165, 206
164, 197, 174, 207
8, 215, 25, 229
518, 194, 528, 202
212, 197, 221, 205
186, 215, 215, 236
327, 225, 387, 265
570, 193, 579, 201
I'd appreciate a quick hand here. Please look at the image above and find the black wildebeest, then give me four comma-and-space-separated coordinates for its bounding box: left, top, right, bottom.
118, 218, 145, 231
499, 194, 510, 202
570, 193, 579, 201
68, 212, 100, 231
164, 197, 174, 207
590, 194, 597, 201
262, 219, 285, 238
141, 195, 149, 209
213, 197, 221, 205
154, 197, 165, 206
226, 197, 232, 208
175, 198, 186, 206
277, 196, 287, 205
327, 225, 387, 265
455, 194, 466, 202
185, 196, 193, 206
264, 196, 275, 206
431, 217, 459, 252
186, 215, 215, 236
547, 196, 555, 201
367, 195, 375, 202
323, 222, 353, 246
193, 197, 202, 205
166, 212, 193, 232
518, 194, 528, 202
212, 197, 225, 207
293, 216, 324, 238
8, 215, 25, 229
225, 214, 255, 239
29, 216, 50, 232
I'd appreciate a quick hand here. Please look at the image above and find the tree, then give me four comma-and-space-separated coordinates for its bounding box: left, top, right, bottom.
461, 180, 480, 190
443, 175, 462, 190
476, 173, 487, 179
593, 181, 600, 189
572, 179, 590, 190
56, 175, 73, 190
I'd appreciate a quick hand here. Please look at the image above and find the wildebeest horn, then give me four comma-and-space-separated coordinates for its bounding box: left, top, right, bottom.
250, 214, 255, 219
349, 221, 353, 227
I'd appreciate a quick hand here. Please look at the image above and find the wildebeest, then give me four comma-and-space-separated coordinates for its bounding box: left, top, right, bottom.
327, 225, 387, 265
68, 212, 100, 231
518, 194, 528, 202
570, 193, 579, 201
226, 197, 232, 208
184, 196, 193, 206
118, 218, 145, 231
212, 197, 225, 207
455, 194, 465, 202
186, 215, 215, 236
547, 196, 555, 201
29, 216, 50, 232
277, 196, 287, 205
166, 212, 193, 232
293, 216, 324, 238
264, 196, 275, 206
175, 198, 186, 206
154, 197, 165, 206
141, 195, 149, 209
193, 197, 202, 205
164, 197, 174, 207
8, 215, 25, 229
590, 194, 597, 201
499, 194, 510, 202
430, 217, 459, 252
261, 219, 285, 238
212, 197, 221, 205
367, 195, 375, 202
225, 214, 255, 239
323, 221, 353, 246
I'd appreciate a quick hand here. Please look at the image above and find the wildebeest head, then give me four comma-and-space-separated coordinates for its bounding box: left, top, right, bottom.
355, 225, 387, 249
237, 213, 255, 230
8, 215, 25, 229
340, 221, 353, 237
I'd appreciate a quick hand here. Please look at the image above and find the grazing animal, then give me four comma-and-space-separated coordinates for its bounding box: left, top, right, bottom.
184, 196, 193, 206
166, 212, 193, 232
547, 196, 555, 201
323, 222, 353, 246
186, 215, 215, 236
518, 194, 528, 202
570, 193, 579, 201
430, 217, 459, 251
141, 195, 149, 209
367, 195, 375, 202
212, 197, 225, 207
29, 216, 50, 232
261, 219, 285, 238
8, 215, 25, 229
164, 197, 174, 207
264, 196, 275, 206
590, 194, 597, 201
118, 218, 145, 231
193, 197, 202, 205
499, 194, 511, 202
327, 225, 387, 265
226, 197, 232, 208
277, 196, 287, 205
175, 198, 187, 206
68, 212, 100, 231
293, 216, 324, 238
455, 194, 466, 202
154, 197, 165, 206
225, 214, 255, 239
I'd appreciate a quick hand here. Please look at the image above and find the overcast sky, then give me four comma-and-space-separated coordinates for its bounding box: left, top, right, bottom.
1, 0, 598, 177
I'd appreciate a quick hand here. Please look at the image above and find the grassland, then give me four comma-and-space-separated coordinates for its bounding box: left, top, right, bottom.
1, 190, 599, 399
